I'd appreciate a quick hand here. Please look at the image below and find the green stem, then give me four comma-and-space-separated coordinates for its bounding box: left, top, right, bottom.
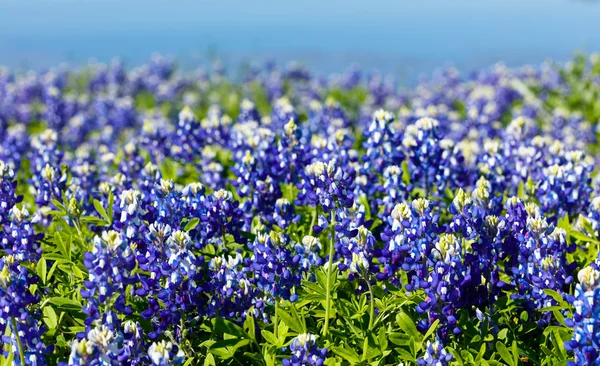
274, 298, 279, 338
308, 206, 318, 237
11, 317, 26, 366
363, 273, 375, 331
323, 211, 336, 338
73, 219, 88, 251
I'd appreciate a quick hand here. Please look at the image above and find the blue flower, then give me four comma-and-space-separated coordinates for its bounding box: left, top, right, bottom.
282, 333, 327, 366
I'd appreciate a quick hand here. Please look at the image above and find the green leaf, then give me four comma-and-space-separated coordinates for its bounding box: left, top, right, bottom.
552, 309, 567, 327
557, 215, 570, 233
517, 181, 526, 199
209, 338, 250, 351
107, 191, 114, 219
47, 260, 60, 282
80, 216, 107, 226
51, 199, 67, 213
36, 258, 47, 284
301, 280, 326, 296
42, 306, 58, 329
396, 312, 421, 340
184, 217, 200, 232
401, 161, 411, 185
277, 322, 289, 344
48, 297, 82, 311
395, 347, 416, 362
243, 312, 256, 341
53, 232, 71, 260
0, 354, 14, 366
261, 330, 280, 347
388, 332, 411, 346
316, 269, 328, 289
446, 347, 463, 366
497, 328, 508, 340
476, 343, 487, 362
423, 319, 439, 340
332, 346, 361, 363
378, 326, 388, 351
203, 354, 216, 366
511, 341, 519, 366
358, 195, 372, 220
570, 231, 598, 244
495, 341, 515, 366
212, 318, 249, 339
278, 308, 303, 334
93, 199, 111, 224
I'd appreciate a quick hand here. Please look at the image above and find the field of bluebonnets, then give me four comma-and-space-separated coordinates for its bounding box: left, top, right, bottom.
2, 53, 600, 366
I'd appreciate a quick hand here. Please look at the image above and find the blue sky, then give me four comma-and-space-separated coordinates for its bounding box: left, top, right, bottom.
1, 0, 599, 82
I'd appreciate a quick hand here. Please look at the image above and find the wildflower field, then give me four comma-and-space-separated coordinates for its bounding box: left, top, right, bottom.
2, 54, 600, 366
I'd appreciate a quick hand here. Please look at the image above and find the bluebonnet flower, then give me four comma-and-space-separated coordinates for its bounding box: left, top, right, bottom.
565, 266, 600, 365
378, 164, 410, 219
510, 202, 576, 319
81, 230, 136, 331
296, 235, 323, 270
362, 109, 404, 176
549, 109, 596, 150
147, 340, 184, 365
267, 198, 301, 229
0, 256, 53, 365
335, 209, 376, 281
269, 97, 297, 131
417, 339, 453, 366
197, 146, 225, 190
282, 333, 327, 366
207, 252, 255, 321
201, 189, 246, 246
0, 124, 30, 168
237, 98, 261, 123
232, 148, 281, 228
171, 106, 202, 162
297, 159, 355, 213
41, 83, 67, 131
28, 129, 67, 211
115, 189, 145, 239
0, 160, 20, 226
402, 117, 467, 196
537, 150, 593, 219
119, 320, 147, 365
199, 105, 232, 146
304, 98, 349, 138
67, 325, 119, 365
379, 199, 441, 286
2, 206, 44, 262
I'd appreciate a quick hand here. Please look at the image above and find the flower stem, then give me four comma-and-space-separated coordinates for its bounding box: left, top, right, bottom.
11, 317, 26, 366
73, 219, 88, 251
308, 206, 318, 237
274, 297, 279, 338
323, 211, 336, 338
363, 273, 375, 330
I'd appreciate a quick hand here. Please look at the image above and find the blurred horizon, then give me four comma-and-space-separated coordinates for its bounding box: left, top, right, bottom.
1, 0, 600, 84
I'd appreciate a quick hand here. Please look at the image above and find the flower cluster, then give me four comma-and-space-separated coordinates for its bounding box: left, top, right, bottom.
2, 54, 600, 365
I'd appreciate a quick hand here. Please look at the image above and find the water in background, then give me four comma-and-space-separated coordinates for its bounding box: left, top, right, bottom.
1, 0, 599, 84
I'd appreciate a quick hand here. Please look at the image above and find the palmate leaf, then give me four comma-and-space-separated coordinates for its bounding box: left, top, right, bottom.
278, 307, 304, 334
